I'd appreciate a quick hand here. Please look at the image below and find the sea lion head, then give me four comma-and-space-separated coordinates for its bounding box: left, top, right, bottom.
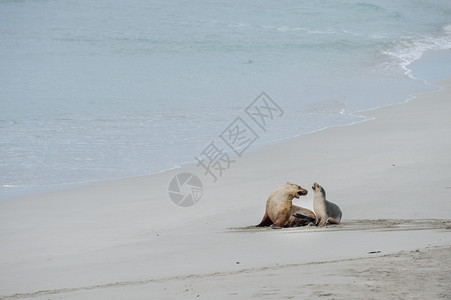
285, 182, 308, 199
312, 182, 325, 195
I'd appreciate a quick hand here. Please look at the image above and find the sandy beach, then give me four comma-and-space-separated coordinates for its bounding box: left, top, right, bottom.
1, 79, 451, 299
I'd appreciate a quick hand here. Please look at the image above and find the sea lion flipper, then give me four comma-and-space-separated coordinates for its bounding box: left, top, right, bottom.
292, 213, 316, 223
257, 212, 273, 227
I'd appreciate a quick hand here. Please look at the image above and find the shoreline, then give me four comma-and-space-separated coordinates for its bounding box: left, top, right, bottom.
1, 67, 447, 202
2, 49, 450, 199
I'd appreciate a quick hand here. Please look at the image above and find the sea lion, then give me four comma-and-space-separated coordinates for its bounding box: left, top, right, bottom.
311, 182, 342, 227
257, 183, 316, 228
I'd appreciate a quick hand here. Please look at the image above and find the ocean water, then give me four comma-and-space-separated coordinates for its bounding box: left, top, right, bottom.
1, 0, 451, 192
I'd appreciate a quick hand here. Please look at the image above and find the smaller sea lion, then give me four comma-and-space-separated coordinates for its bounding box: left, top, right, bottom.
312, 182, 342, 227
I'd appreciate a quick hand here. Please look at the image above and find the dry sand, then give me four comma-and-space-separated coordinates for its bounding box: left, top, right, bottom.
1, 79, 451, 299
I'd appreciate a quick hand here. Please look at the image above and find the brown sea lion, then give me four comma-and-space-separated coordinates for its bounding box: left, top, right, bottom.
257, 183, 316, 229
